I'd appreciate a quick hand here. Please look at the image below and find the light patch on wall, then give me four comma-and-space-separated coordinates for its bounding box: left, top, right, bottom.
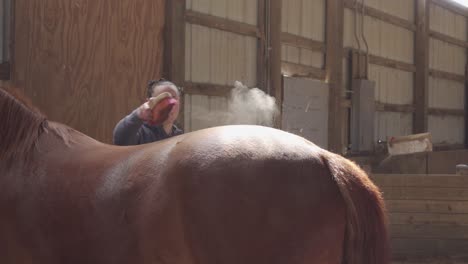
450, 0, 468, 7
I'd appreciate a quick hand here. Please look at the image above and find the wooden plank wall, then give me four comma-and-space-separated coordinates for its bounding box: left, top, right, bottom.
428, 3, 467, 147
11, 0, 166, 143
373, 174, 468, 261
183, 0, 260, 132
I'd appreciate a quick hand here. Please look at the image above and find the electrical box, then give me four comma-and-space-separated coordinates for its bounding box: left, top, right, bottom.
350, 79, 375, 152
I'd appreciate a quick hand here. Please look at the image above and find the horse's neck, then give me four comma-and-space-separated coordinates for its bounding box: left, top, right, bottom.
0, 89, 47, 163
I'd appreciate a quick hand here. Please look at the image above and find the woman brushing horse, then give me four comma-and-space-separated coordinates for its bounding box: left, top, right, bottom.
0, 87, 389, 264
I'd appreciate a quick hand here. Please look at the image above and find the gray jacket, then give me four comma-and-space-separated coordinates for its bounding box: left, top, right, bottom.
113, 110, 183, 146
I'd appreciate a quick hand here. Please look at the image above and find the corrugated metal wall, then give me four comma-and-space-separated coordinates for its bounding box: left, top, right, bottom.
343, 1, 415, 144
281, 0, 325, 70
429, 4, 466, 146
184, 0, 258, 132
183, 0, 467, 149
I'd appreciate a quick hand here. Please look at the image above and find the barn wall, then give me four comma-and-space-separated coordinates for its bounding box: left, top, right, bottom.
183, 0, 258, 132
428, 4, 467, 146
373, 174, 468, 260
343, 3, 415, 144
181, 0, 468, 151
12, 0, 166, 143
281, 0, 325, 70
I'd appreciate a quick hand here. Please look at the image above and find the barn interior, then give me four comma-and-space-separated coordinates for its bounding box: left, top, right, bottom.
1, 0, 468, 263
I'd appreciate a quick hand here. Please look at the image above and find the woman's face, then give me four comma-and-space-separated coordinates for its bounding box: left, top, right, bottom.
150, 84, 180, 124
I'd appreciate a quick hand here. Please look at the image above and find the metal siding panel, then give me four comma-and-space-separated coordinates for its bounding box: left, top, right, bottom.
192, 0, 210, 13
190, 94, 211, 131
379, 22, 414, 64
227, 0, 244, 23
209, 95, 229, 126
301, 0, 314, 39
344, 10, 414, 64
191, 25, 211, 83
365, 0, 414, 22
286, 0, 301, 35
364, 14, 382, 58
430, 38, 467, 75
429, 77, 465, 110
311, 0, 325, 41
245, 37, 257, 87
286, 45, 300, 64
225, 33, 249, 86
429, 116, 465, 145
430, 4, 467, 41
381, 0, 414, 22
369, 64, 413, 105
244, 0, 257, 25
209, 29, 229, 85
211, 0, 228, 18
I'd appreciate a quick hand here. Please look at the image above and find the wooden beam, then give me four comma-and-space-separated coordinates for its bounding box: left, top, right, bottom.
466, 19, 468, 148
430, 30, 468, 48
430, 0, 468, 17
257, 0, 267, 91
429, 69, 466, 83
164, 0, 186, 129
326, 0, 345, 153
281, 62, 326, 80
269, 0, 283, 129
343, 0, 416, 31
344, 48, 416, 72
183, 82, 232, 97
8, 0, 15, 82
281, 32, 325, 52
414, 0, 430, 134
375, 102, 415, 113
185, 10, 260, 38
369, 55, 416, 72
0, 62, 10, 80
428, 107, 465, 116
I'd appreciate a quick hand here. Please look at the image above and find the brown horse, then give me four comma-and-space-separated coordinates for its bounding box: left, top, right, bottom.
0, 87, 389, 264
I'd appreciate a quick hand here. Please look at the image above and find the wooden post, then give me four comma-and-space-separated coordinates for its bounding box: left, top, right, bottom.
465, 20, 468, 148
257, 0, 267, 92
414, 0, 430, 134
164, 0, 186, 129
326, 0, 345, 153
259, 0, 283, 128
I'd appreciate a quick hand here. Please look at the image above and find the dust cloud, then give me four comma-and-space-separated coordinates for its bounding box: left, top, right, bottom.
204, 81, 279, 127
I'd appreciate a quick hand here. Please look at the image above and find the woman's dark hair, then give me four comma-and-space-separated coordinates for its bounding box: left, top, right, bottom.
146, 78, 182, 98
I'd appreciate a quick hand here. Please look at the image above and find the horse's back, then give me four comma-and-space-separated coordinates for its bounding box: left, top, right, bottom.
153, 125, 347, 264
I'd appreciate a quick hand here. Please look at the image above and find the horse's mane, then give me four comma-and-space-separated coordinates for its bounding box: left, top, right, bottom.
0, 87, 49, 162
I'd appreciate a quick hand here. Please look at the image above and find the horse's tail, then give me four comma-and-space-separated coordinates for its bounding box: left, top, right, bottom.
321, 152, 390, 264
